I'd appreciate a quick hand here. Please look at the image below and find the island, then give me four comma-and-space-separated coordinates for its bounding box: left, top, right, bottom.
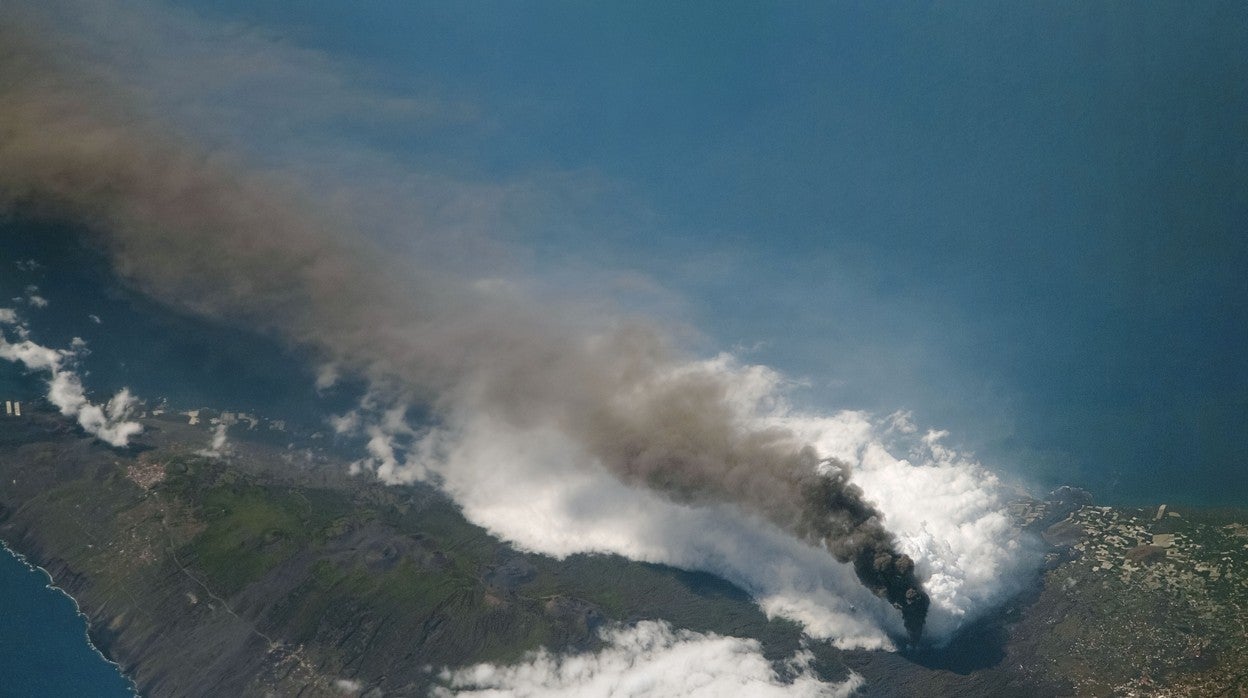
2, 405, 1246, 696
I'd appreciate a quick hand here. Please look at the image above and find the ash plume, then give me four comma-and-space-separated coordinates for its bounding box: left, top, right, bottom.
0, 4, 930, 639
800, 469, 929, 641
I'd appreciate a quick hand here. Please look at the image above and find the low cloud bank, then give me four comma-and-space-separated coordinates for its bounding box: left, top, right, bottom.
0, 308, 143, 447
433, 620, 865, 698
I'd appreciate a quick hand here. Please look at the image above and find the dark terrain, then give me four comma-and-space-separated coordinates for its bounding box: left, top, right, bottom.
2, 406, 1246, 696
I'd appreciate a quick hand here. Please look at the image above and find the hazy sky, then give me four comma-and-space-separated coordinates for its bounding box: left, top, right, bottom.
154, 1, 1248, 505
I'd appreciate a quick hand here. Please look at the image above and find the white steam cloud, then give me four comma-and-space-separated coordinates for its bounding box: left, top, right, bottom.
0, 0, 1037, 650
0, 310, 143, 447
433, 620, 865, 698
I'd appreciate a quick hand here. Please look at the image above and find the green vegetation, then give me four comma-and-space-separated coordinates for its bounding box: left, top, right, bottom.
44, 413, 1248, 695
162, 457, 353, 595
134, 450, 793, 678
183, 486, 306, 595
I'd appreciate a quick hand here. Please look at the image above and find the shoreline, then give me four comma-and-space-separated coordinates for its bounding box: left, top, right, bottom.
0, 538, 141, 698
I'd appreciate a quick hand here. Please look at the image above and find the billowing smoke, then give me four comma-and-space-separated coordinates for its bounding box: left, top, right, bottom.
799, 468, 929, 640
0, 1, 1033, 644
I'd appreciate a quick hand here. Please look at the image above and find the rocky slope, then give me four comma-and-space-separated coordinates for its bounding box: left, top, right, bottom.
3, 407, 1247, 696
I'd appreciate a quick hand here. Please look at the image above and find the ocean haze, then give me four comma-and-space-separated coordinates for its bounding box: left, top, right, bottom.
0, 0, 1241, 648
151, 0, 1248, 507
0, 220, 361, 430
0, 3, 1246, 693
0, 0, 1031, 647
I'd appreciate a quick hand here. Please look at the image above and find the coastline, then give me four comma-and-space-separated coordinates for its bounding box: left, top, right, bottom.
0, 537, 140, 697
2, 409, 1246, 695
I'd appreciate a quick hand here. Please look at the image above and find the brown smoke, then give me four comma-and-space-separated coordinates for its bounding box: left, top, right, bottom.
0, 5, 929, 639
800, 469, 930, 641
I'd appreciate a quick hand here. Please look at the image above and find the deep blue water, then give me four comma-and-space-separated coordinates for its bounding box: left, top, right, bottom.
0, 220, 360, 431
0, 543, 135, 697
172, 0, 1248, 510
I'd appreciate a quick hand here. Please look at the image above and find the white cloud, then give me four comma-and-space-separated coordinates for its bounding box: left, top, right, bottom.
46, 373, 143, 448
841, 426, 1037, 640
0, 308, 17, 324
0, 314, 143, 447
196, 423, 231, 458
2, 0, 1034, 654
343, 356, 1037, 650
433, 620, 864, 698
0, 335, 62, 371
333, 678, 362, 695
23, 285, 48, 308
884, 409, 918, 435
330, 409, 360, 435
315, 362, 340, 391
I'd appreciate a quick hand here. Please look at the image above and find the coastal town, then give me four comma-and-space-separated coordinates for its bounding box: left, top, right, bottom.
1009, 493, 1248, 695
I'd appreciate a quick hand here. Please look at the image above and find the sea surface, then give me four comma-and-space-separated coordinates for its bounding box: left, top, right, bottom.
0, 543, 135, 697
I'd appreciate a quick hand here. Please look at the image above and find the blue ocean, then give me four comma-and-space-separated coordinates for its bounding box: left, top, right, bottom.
0, 544, 135, 697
